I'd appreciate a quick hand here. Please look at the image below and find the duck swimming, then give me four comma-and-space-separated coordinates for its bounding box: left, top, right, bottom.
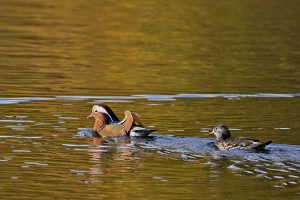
87, 104, 156, 138
209, 124, 272, 151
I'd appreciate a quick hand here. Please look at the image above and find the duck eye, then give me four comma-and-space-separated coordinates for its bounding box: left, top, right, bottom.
94, 110, 98, 112
215, 127, 218, 131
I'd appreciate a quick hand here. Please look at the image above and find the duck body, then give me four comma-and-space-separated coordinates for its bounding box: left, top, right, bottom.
215, 137, 272, 151
99, 124, 154, 138
88, 104, 155, 138
98, 124, 127, 137
210, 124, 272, 151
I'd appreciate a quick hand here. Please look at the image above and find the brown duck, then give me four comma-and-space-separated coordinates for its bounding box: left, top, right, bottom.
87, 104, 155, 138
209, 124, 272, 151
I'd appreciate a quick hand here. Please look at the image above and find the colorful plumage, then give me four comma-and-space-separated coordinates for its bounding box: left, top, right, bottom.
87, 104, 155, 138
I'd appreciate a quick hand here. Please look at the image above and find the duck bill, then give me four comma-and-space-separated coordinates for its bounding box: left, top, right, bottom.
87, 113, 94, 119
209, 131, 214, 135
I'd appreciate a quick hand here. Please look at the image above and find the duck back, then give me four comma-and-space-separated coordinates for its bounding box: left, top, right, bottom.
216, 137, 272, 151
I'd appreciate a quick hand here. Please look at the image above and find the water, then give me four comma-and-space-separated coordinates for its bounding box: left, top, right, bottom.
0, 0, 299, 199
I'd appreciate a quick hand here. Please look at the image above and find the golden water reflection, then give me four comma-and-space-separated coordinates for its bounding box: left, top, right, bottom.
0, 0, 299, 199
0, 0, 299, 97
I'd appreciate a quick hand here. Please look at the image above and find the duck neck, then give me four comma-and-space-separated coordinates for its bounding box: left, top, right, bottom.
216, 136, 224, 141
93, 114, 108, 133
217, 132, 231, 141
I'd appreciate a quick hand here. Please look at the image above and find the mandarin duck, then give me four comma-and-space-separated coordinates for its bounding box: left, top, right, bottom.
87, 104, 155, 138
209, 124, 272, 151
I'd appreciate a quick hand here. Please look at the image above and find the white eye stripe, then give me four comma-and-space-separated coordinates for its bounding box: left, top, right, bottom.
92, 105, 113, 122
93, 105, 108, 114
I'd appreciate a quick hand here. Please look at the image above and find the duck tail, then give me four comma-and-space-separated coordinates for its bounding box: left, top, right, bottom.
253, 140, 272, 151
129, 127, 156, 137
149, 129, 157, 133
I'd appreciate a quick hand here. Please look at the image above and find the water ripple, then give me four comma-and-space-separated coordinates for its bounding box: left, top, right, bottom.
0, 119, 34, 123
0, 93, 299, 105
0, 97, 54, 104
0, 135, 41, 139
24, 162, 48, 166
12, 149, 31, 153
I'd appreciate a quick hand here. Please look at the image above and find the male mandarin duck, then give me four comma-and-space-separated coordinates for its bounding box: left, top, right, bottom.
209, 124, 272, 151
87, 104, 155, 138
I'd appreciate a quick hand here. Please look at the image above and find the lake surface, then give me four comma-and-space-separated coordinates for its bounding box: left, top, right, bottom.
0, 0, 299, 199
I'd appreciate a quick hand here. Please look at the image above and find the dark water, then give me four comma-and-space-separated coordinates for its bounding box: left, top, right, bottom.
0, 0, 299, 199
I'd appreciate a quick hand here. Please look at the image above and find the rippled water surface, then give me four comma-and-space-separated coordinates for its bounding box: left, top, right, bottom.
0, 0, 300, 199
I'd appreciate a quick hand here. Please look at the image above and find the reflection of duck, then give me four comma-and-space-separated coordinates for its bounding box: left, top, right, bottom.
209, 124, 272, 151
87, 104, 156, 138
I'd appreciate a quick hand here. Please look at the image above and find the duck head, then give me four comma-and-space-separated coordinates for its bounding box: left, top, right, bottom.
87, 105, 109, 132
209, 124, 231, 140
87, 104, 119, 122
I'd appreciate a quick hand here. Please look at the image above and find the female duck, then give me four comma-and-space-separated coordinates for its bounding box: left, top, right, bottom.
209, 124, 272, 150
